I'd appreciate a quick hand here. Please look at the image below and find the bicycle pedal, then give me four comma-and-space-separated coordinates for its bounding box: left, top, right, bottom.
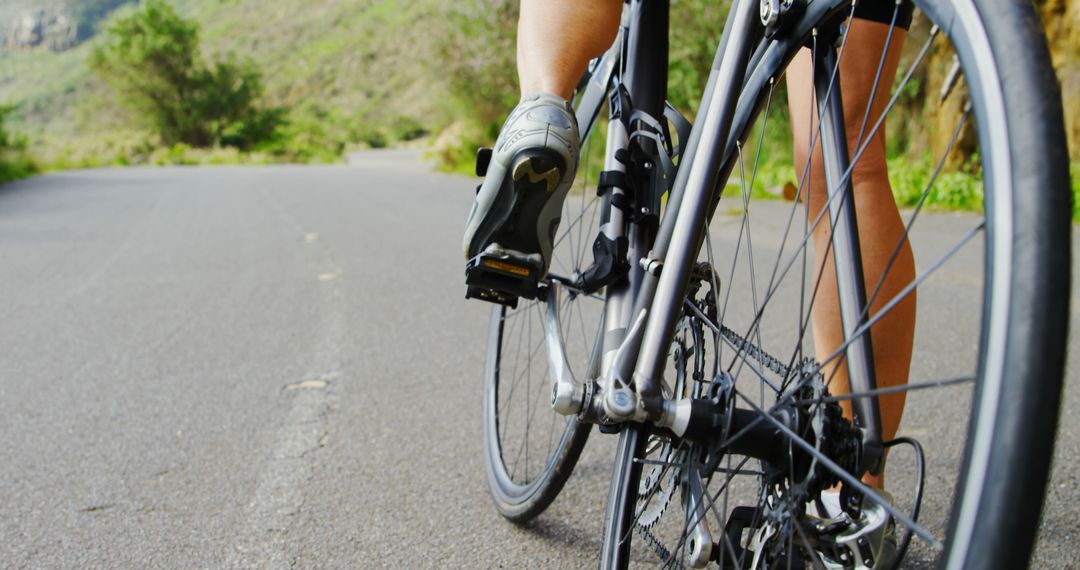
465, 252, 541, 307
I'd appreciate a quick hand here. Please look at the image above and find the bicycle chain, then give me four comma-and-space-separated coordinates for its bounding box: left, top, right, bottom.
635, 524, 687, 570
636, 454, 679, 530
717, 322, 821, 388
632, 308, 826, 566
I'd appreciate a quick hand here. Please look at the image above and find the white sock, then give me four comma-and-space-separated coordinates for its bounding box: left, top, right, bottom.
820, 490, 844, 518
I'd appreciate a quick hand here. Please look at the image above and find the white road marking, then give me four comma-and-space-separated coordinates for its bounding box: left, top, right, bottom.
229, 308, 342, 569
283, 379, 330, 391
229, 195, 346, 568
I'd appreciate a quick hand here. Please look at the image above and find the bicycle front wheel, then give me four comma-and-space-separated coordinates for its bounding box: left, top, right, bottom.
601, 0, 1070, 567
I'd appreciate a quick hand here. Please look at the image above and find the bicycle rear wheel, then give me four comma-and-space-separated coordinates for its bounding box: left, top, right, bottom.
600, 0, 1069, 567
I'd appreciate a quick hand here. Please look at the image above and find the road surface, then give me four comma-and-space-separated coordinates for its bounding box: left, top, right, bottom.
1, 150, 1077, 568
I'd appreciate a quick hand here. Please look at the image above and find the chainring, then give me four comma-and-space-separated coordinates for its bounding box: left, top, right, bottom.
634, 316, 701, 530
635, 437, 681, 529
630, 264, 862, 566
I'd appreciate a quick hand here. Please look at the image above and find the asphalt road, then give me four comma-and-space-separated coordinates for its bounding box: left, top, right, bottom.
1, 150, 1077, 568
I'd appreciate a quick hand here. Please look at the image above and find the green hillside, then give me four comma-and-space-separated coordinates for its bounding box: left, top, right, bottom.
0, 0, 452, 165
0, 0, 1076, 198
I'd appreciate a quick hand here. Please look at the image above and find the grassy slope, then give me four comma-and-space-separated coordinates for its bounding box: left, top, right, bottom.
183, 0, 440, 119
0, 0, 444, 163
0, 151, 36, 184
0, 0, 1075, 211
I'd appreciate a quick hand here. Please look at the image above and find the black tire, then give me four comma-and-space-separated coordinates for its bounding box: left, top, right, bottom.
598, 0, 1069, 567
483, 303, 592, 522
936, 0, 1069, 567
481, 77, 614, 521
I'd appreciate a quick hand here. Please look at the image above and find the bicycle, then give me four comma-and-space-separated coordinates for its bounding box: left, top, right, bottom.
476, 0, 1070, 567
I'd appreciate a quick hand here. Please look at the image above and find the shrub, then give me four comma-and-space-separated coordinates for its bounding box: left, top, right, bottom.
0, 105, 28, 152
428, 0, 519, 170
90, 0, 283, 149
888, 155, 984, 211
0, 105, 37, 184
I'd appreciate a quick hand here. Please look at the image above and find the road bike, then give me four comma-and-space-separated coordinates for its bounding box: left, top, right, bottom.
477, 0, 1070, 567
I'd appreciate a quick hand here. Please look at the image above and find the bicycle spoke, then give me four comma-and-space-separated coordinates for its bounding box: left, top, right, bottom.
500, 327, 547, 420
851, 4, 903, 151
583, 0, 1070, 565
661, 455, 756, 569
788, 97, 972, 398
791, 516, 827, 570
685, 300, 783, 393
861, 107, 972, 319
744, 26, 941, 355
499, 307, 530, 446
499, 299, 543, 321
624, 438, 692, 539
793, 375, 975, 406
813, 220, 984, 374
552, 193, 600, 252
722, 219, 982, 461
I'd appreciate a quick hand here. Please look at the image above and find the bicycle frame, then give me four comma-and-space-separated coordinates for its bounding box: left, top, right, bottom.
551, 0, 885, 472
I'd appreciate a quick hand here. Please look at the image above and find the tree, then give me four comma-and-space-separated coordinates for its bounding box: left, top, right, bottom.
90, 0, 282, 149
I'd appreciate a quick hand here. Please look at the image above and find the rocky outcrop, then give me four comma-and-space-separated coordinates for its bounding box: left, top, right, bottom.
4, 8, 79, 52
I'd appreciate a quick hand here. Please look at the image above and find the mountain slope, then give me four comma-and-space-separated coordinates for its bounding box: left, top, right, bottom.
0, 0, 449, 160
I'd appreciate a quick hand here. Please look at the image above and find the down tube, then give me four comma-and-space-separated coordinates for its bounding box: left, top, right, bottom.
628, 0, 761, 413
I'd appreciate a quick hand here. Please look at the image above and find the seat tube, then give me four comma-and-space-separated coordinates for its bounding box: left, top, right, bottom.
623, 0, 669, 121
623, 0, 670, 305
600, 119, 632, 378
629, 0, 758, 418
596, 1, 669, 382
814, 46, 884, 471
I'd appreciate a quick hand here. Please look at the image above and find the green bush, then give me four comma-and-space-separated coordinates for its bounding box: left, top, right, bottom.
90, 0, 284, 149
0, 105, 28, 152
257, 102, 345, 162
668, 0, 732, 115
429, 0, 519, 171
1072, 160, 1080, 221
0, 105, 37, 184
888, 155, 984, 211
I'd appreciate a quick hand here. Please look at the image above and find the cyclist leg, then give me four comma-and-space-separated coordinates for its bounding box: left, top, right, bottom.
463, 1, 621, 299
517, 0, 622, 99
785, 18, 915, 490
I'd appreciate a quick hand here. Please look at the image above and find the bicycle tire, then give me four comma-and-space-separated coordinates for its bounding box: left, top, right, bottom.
482, 302, 593, 522
481, 83, 614, 521
598, 0, 1069, 567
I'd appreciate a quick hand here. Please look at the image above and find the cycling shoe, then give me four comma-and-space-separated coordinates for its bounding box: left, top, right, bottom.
463, 93, 579, 305
809, 490, 898, 569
